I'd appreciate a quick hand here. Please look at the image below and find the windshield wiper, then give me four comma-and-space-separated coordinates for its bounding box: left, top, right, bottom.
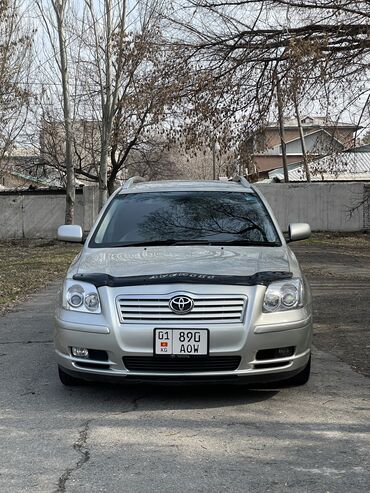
170, 240, 216, 245
112, 239, 219, 247
110, 239, 280, 248
111, 240, 179, 247
220, 240, 280, 246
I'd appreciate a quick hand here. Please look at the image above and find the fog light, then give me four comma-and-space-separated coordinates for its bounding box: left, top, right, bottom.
276, 346, 294, 358
71, 347, 89, 358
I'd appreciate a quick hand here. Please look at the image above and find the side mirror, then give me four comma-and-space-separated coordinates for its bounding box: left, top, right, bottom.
57, 225, 83, 243
287, 223, 311, 242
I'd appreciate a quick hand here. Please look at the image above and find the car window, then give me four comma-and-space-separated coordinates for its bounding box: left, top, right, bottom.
90, 191, 281, 247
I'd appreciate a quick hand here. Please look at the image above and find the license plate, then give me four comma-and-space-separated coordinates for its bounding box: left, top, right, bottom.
154, 329, 208, 356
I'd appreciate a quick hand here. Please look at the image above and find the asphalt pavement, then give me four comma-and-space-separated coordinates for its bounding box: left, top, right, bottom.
0, 282, 369, 493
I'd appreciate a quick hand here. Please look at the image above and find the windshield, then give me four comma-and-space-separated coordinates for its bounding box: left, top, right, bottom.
89, 191, 281, 248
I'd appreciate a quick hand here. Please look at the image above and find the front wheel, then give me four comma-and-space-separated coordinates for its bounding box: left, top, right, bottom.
58, 366, 86, 386
285, 355, 311, 386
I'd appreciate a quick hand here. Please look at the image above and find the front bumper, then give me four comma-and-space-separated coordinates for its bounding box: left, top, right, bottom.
58, 364, 309, 385
55, 283, 312, 383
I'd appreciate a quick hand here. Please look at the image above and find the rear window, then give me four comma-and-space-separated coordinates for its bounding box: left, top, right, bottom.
89, 191, 281, 247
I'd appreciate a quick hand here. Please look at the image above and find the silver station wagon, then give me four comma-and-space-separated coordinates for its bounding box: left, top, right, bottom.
55, 177, 312, 386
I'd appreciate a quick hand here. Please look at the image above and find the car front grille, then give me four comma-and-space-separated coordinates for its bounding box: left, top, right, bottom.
116, 295, 247, 324
123, 356, 241, 372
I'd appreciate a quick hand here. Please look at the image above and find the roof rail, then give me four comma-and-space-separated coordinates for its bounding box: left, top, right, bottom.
122, 176, 146, 189
230, 175, 250, 188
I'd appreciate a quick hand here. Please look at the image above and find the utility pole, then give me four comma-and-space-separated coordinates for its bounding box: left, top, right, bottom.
294, 97, 311, 182
276, 77, 289, 183
212, 141, 216, 179
212, 140, 220, 180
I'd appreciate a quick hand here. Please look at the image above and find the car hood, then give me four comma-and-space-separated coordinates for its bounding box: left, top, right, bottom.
73, 245, 292, 278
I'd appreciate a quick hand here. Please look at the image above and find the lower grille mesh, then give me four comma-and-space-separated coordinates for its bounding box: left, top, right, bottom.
123, 356, 241, 372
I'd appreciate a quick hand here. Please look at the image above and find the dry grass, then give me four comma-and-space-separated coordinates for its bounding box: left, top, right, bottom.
0, 240, 81, 315
301, 232, 370, 250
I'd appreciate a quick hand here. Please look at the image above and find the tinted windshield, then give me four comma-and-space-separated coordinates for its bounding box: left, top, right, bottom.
90, 191, 281, 247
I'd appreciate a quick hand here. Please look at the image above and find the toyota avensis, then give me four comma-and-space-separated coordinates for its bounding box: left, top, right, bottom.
55, 177, 312, 386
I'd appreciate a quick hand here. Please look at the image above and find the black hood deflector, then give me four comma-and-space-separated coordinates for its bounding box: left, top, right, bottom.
73, 271, 293, 288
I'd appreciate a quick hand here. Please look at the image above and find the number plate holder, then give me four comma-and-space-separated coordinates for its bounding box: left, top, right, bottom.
154, 329, 209, 356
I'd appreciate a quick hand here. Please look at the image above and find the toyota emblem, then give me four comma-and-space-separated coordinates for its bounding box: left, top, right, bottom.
169, 296, 194, 314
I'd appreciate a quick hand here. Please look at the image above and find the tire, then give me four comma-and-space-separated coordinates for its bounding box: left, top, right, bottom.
285, 355, 311, 386
58, 366, 86, 386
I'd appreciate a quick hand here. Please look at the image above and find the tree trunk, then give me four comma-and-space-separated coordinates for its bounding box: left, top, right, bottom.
99, 123, 110, 206
53, 0, 75, 224
107, 148, 119, 195
98, 0, 127, 208
98, 0, 113, 208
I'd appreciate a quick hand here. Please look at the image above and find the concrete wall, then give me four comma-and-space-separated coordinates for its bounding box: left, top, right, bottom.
256, 182, 370, 232
0, 182, 369, 240
0, 187, 99, 240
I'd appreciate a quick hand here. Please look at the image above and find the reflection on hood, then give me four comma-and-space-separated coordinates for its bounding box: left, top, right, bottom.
76, 245, 290, 278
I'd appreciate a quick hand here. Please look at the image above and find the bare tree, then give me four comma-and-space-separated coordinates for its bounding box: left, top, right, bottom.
36, 0, 76, 223
77, 0, 129, 206
50, 0, 75, 223
70, 0, 191, 194
0, 1, 33, 164
38, 115, 100, 185
31, 1, 191, 193
166, 0, 370, 173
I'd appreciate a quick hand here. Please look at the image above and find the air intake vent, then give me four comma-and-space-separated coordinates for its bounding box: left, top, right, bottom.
123, 356, 241, 372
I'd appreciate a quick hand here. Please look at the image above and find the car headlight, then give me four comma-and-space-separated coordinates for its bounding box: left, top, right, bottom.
263, 278, 303, 312
62, 280, 101, 313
